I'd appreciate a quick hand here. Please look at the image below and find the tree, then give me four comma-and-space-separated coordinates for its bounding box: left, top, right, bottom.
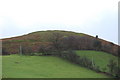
48, 32, 66, 57
49, 32, 64, 51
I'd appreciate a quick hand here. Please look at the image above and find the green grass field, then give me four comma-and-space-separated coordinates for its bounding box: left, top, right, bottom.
2, 54, 110, 78
76, 50, 118, 72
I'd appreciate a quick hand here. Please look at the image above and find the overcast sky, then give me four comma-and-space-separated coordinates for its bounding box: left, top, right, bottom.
0, 0, 119, 44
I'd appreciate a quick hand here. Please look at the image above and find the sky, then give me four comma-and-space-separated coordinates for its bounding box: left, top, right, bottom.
0, 0, 119, 44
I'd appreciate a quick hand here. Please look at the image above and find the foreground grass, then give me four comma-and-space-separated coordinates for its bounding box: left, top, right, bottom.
76, 50, 118, 72
2, 54, 109, 78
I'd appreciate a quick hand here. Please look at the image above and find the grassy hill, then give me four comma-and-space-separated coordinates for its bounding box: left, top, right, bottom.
2, 54, 110, 78
2, 30, 119, 78
2, 30, 119, 56
76, 50, 118, 72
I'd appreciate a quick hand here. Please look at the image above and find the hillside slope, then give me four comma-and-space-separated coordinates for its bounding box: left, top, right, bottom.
2, 55, 110, 78
76, 50, 118, 72
2, 30, 119, 56
2, 30, 86, 42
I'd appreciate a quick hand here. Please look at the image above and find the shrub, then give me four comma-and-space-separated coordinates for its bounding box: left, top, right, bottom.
107, 59, 117, 74
107, 59, 120, 77
38, 45, 54, 56
22, 46, 33, 55
58, 50, 96, 71
79, 56, 94, 69
66, 50, 80, 63
2, 48, 9, 55
93, 66, 101, 73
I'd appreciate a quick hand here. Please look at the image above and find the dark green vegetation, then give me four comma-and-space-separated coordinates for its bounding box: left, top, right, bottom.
2, 54, 110, 78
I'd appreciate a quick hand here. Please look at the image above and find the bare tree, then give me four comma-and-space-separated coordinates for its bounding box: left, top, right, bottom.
49, 32, 63, 51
